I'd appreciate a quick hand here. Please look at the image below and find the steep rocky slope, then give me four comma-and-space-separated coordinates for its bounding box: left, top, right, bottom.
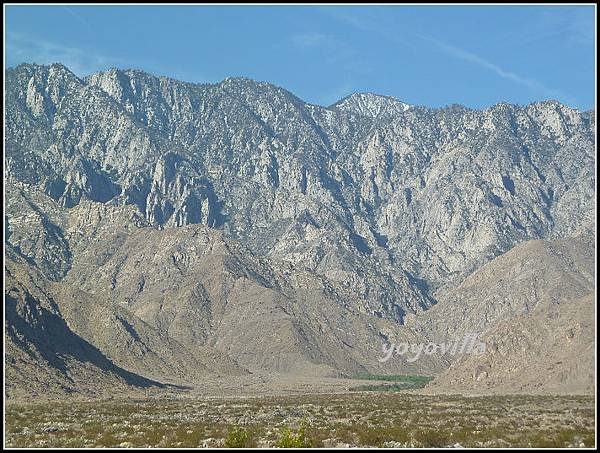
5, 183, 446, 394
423, 235, 595, 394
6, 63, 595, 320
426, 294, 595, 395
410, 233, 595, 340
4, 63, 596, 396
5, 252, 166, 399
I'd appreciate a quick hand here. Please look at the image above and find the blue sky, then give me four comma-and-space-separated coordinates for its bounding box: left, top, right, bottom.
5, 5, 596, 110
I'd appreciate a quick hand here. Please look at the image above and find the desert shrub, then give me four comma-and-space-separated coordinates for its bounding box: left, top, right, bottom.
413, 429, 451, 447
224, 426, 251, 448
355, 425, 410, 447
276, 419, 312, 448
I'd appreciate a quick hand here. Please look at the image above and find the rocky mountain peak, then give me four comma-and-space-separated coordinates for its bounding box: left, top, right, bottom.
330, 92, 411, 117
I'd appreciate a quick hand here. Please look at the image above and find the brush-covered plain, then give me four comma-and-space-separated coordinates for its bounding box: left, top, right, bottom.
5, 393, 595, 448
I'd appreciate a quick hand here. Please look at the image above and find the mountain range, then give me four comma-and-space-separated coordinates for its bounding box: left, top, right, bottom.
4, 63, 596, 397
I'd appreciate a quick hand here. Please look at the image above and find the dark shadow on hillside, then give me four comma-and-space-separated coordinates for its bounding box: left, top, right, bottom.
5, 291, 188, 390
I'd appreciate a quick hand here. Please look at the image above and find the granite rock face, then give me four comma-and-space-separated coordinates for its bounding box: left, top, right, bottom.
4, 63, 596, 395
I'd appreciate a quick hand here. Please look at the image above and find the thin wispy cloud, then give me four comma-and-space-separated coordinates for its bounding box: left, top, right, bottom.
6, 31, 118, 76
326, 8, 575, 104
61, 5, 96, 37
290, 32, 333, 49
520, 7, 594, 47
6, 31, 212, 84
289, 31, 363, 68
325, 8, 377, 35
422, 35, 573, 103
325, 8, 415, 51
4, 6, 128, 77
5, 32, 155, 77
62, 6, 92, 28
288, 29, 371, 104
